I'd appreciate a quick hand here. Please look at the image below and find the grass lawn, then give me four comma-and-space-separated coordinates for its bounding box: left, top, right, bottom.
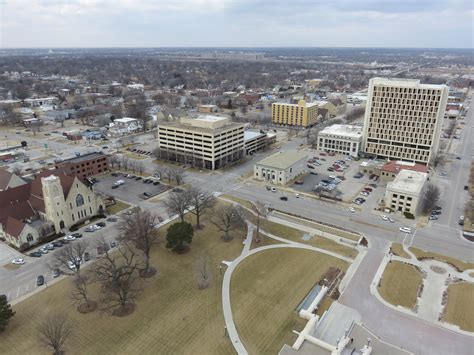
443, 282, 474, 332
391, 243, 411, 259
409, 247, 474, 272
250, 230, 282, 249
220, 194, 255, 211
231, 248, 348, 355
272, 212, 361, 242
106, 200, 131, 215
0, 206, 245, 355
379, 261, 423, 310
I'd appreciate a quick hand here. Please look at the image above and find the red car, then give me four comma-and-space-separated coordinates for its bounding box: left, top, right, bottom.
328, 152, 336, 156
320, 152, 327, 156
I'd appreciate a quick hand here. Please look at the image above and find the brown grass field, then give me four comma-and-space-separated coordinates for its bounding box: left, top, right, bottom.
106, 200, 131, 215
379, 261, 423, 310
391, 243, 411, 259
0, 208, 245, 355
443, 282, 474, 332
409, 247, 474, 272
231, 248, 348, 355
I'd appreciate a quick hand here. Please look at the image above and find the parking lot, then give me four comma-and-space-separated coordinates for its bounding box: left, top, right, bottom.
93, 172, 170, 205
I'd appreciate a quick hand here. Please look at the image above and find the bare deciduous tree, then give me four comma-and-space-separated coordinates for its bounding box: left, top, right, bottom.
71, 273, 97, 313
433, 154, 446, 170
420, 183, 441, 215
93, 240, 141, 316
50, 241, 88, 276
164, 191, 191, 222
119, 208, 159, 278
37, 313, 73, 355
169, 167, 186, 185
11, 164, 22, 176
186, 187, 215, 229
136, 161, 145, 175
194, 254, 212, 289
211, 205, 244, 242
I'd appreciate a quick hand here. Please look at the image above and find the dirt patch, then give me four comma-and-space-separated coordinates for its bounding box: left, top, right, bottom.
112, 303, 135, 317
3, 264, 20, 271
78, 301, 98, 314
430, 265, 446, 274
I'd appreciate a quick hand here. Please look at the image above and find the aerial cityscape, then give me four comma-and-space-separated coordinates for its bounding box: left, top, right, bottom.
0, 1, 473, 355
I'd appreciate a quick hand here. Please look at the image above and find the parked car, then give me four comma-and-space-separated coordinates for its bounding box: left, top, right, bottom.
431, 210, 441, 216
29, 251, 42, 258
12, 258, 25, 265
399, 227, 412, 233
96, 222, 106, 227
320, 152, 327, 156
71, 232, 82, 238
280, 196, 288, 201
111, 185, 119, 189
430, 215, 439, 221
93, 224, 102, 230
110, 241, 117, 248
107, 217, 117, 222
36, 275, 45, 286
271, 187, 276, 192
45, 243, 55, 250
349, 207, 356, 213
143, 192, 152, 198
157, 216, 164, 222
84, 252, 91, 262
64, 235, 76, 241
40, 247, 49, 254
52, 241, 63, 248
380, 215, 388, 221
85, 226, 95, 232
52, 269, 61, 278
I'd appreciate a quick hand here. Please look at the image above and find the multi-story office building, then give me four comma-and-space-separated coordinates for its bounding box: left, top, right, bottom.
272, 100, 319, 128
362, 78, 448, 165
55, 152, 109, 180
317, 124, 363, 157
157, 116, 244, 170
384, 170, 428, 216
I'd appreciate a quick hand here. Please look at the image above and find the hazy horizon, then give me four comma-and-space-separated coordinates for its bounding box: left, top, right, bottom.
1, 0, 472, 49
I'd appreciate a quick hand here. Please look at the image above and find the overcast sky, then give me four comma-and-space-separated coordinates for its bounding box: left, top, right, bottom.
1, 0, 473, 48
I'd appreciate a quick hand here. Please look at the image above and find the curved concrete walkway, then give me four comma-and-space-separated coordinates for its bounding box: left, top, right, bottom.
222, 240, 353, 354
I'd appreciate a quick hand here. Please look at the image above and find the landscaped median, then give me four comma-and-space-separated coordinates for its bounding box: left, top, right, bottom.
230, 248, 348, 355
409, 247, 474, 272
378, 260, 423, 310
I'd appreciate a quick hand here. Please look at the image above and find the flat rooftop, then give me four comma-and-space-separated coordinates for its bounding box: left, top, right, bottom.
370, 77, 448, 90
388, 170, 428, 195
256, 150, 308, 170
58, 151, 106, 164
244, 130, 266, 141
273, 100, 319, 108
319, 124, 363, 139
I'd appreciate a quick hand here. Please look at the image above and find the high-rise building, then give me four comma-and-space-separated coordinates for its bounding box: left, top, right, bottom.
272, 100, 319, 128
362, 78, 448, 165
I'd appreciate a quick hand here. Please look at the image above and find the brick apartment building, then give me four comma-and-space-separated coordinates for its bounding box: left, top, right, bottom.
55, 152, 109, 180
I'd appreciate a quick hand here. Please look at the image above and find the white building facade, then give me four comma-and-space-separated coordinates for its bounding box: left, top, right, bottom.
362, 78, 448, 165
254, 150, 308, 185
384, 170, 428, 216
109, 117, 143, 136
157, 116, 244, 170
317, 124, 362, 157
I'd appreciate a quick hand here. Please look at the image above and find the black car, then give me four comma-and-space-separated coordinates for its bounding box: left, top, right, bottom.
431, 210, 441, 215
72, 232, 83, 238
143, 192, 152, 198
280, 196, 288, 201
36, 275, 45, 286
84, 252, 91, 262
433, 206, 442, 211
29, 251, 42, 258
135, 176, 142, 181
112, 185, 119, 189
111, 172, 119, 177
153, 181, 160, 185
52, 241, 63, 248
96, 222, 106, 227
52, 269, 61, 278
107, 217, 117, 222
173, 188, 183, 193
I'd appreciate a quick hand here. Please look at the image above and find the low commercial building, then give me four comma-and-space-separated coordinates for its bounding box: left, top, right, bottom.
157, 115, 245, 170
0, 169, 26, 191
272, 100, 319, 128
244, 131, 276, 155
380, 160, 429, 184
254, 150, 308, 185
359, 160, 385, 176
198, 104, 219, 113
317, 124, 362, 157
384, 170, 428, 215
54, 152, 109, 180
109, 117, 143, 136
24, 97, 58, 107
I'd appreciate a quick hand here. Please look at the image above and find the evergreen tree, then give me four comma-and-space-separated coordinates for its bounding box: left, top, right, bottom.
0, 294, 15, 332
